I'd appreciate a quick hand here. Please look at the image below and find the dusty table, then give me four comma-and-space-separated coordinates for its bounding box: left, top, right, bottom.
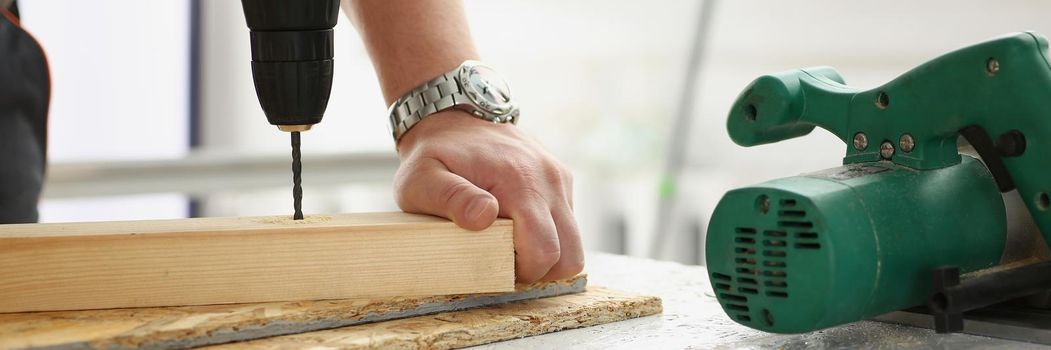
478, 252, 1051, 349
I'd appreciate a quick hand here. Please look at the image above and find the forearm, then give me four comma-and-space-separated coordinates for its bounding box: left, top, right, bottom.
342, 0, 479, 105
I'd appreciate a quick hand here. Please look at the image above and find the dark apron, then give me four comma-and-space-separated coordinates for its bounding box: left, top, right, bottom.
0, 1, 50, 223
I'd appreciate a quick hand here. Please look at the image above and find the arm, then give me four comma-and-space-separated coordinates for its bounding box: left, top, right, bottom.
342, 0, 583, 282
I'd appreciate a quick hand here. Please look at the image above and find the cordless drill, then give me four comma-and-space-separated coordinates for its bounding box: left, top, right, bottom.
240, 0, 339, 219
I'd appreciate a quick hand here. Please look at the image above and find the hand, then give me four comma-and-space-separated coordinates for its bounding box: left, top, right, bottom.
393, 110, 583, 283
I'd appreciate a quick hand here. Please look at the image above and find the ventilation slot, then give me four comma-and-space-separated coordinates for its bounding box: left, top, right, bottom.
736, 267, 756, 275
738, 277, 757, 285
736, 314, 752, 322
796, 232, 818, 239
739, 287, 759, 294
715, 283, 731, 291
763, 250, 786, 257
726, 303, 749, 312
780, 199, 797, 207
778, 210, 806, 218
720, 293, 747, 302
795, 242, 822, 250
764, 270, 787, 278
735, 247, 757, 255
767, 291, 788, 298
763, 230, 787, 237
765, 280, 787, 288
735, 237, 756, 244
763, 261, 786, 268
712, 273, 731, 281
778, 221, 814, 228
735, 227, 757, 235
736, 257, 756, 265
763, 239, 786, 247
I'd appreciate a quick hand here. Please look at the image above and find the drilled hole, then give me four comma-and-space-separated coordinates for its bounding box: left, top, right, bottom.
744, 104, 758, 121
875, 91, 889, 109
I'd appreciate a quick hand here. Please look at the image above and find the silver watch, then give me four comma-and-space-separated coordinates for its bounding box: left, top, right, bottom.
388, 60, 519, 143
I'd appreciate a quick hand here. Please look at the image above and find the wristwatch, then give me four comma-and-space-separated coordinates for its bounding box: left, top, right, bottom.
388, 60, 520, 143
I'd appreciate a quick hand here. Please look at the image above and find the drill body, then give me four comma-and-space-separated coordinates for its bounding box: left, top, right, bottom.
241, 0, 338, 131
240, 0, 340, 219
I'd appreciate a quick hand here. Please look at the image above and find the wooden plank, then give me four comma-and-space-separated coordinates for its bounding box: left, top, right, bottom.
0, 212, 514, 313
208, 287, 662, 350
0, 275, 587, 350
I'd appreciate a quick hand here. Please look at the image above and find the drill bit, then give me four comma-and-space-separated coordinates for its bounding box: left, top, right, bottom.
291, 131, 304, 220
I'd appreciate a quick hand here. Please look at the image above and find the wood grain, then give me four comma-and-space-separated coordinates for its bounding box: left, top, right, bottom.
0, 212, 514, 313
208, 287, 662, 350
0, 275, 587, 350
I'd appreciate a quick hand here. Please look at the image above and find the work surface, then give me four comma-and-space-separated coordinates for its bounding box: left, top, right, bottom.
484, 253, 1051, 349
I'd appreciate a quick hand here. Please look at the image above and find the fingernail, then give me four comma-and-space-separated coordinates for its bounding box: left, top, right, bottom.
465, 197, 490, 221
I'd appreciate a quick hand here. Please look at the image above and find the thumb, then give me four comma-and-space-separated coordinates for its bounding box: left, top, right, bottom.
394, 158, 499, 231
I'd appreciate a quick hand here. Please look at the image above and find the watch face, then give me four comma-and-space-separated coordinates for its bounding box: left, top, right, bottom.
461, 64, 513, 114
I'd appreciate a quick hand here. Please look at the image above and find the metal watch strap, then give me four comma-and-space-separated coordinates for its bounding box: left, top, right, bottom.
388, 72, 466, 142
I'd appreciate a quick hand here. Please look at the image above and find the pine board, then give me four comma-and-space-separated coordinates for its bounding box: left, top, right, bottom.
0, 212, 514, 313
0, 275, 587, 350
207, 287, 662, 350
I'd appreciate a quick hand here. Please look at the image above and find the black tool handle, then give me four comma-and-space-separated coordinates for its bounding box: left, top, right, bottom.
241, 0, 339, 127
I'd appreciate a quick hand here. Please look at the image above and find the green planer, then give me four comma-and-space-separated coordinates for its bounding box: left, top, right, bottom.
706, 32, 1051, 335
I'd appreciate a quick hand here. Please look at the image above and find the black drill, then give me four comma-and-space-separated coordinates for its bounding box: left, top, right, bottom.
241, 0, 339, 220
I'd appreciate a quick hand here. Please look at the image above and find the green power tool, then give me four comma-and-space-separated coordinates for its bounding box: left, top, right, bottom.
706, 32, 1051, 334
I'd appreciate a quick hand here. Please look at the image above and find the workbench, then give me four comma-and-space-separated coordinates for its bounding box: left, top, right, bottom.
480, 252, 1051, 349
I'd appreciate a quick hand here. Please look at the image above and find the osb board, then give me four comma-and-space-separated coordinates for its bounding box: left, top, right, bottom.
0, 212, 513, 312
0, 275, 587, 350
208, 287, 662, 350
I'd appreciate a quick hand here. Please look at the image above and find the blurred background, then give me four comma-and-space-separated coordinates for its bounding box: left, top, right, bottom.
18, 0, 1051, 264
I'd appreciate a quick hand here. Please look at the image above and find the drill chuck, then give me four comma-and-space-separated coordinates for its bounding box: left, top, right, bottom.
242, 0, 339, 130
706, 156, 1006, 333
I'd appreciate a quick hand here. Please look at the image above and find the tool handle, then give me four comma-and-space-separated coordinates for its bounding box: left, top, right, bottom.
727, 66, 856, 147
727, 31, 1051, 250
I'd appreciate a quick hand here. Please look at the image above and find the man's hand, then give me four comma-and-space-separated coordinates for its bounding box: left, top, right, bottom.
341, 0, 579, 281
394, 110, 583, 283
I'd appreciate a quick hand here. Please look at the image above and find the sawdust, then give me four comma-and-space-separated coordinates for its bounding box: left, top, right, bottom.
254, 215, 333, 225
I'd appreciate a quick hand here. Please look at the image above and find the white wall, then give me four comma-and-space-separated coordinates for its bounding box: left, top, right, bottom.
19, 1, 192, 222
18, 0, 1051, 261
